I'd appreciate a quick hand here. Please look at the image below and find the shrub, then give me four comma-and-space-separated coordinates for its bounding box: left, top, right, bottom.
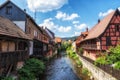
18, 68, 35, 80
73, 55, 79, 60
94, 56, 107, 66
1, 76, 13, 80
106, 45, 120, 64
78, 48, 83, 54
114, 61, 120, 70
82, 68, 89, 75
24, 58, 45, 76
76, 60, 82, 67
18, 58, 45, 79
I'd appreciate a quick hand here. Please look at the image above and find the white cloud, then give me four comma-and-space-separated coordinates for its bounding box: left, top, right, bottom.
75, 23, 88, 30
99, 9, 114, 17
72, 21, 79, 24
118, 7, 120, 11
74, 31, 80, 36
55, 11, 79, 21
39, 18, 57, 30
39, 18, 72, 33
58, 26, 71, 32
27, 0, 68, 12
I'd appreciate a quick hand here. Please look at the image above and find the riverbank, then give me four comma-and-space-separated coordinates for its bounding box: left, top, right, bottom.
68, 56, 91, 80
78, 54, 117, 80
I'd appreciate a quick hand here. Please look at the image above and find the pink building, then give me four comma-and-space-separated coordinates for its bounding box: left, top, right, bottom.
76, 9, 120, 60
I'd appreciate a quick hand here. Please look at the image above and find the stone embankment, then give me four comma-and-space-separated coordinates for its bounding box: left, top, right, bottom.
78, 55, 117, 80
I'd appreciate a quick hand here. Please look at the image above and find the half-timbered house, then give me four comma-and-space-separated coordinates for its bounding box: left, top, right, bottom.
40, 27, 50, 57
0, 0, 45, 57
77, 9, 120, 60
55, 37, 62, 49
0, 16, 30, 75
44, 27, 55, 57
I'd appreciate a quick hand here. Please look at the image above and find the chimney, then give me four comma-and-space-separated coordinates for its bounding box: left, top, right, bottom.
86, 27, 88, 32
98, 19, 100, 23
24, 9, 26, 12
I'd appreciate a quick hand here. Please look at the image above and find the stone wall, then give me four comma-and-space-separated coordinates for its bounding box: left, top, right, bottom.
78, 55, 117, 80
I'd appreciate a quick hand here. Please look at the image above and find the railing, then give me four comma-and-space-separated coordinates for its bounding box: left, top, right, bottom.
81, 44, 98, 50
78, 54, 120, 79
33, 49, 43, 57
0, 50, 28, 67
33, 49, 49, 57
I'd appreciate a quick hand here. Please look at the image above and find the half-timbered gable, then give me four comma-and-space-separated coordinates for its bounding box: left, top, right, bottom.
100, 9, 120, 50
77, 9, 120, 60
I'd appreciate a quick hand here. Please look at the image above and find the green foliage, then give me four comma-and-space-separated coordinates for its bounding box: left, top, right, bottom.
82, 68, 89, 75
114, 61, 120, 70
18, 58, 45, 80
78, 48, 83, 54
109, 45, 120, 54
76, 60, 82, 67
106, 45, 120, 64
95, 45, 120, 70
18, 68, 35, 80
66, 46, 72, 55
94, 56, 107, 66
67, 48, 78, 60
57, 41, 72, 53
61, 41, 72, 51
66, 44, 83, 67
1, 76, 13, 80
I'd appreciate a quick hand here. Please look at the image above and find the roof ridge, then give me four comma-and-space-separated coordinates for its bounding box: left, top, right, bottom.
80, 10, 116, 42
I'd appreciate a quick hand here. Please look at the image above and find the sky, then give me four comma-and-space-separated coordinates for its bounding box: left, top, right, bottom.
0, 0, 120, 38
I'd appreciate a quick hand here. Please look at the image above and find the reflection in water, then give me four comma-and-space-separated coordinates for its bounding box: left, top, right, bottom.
44, 52, 81, 80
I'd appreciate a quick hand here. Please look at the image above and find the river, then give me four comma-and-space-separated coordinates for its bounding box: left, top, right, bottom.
43, 52, 82, 80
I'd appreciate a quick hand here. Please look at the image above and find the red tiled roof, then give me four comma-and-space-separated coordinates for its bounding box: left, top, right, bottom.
0, 16, 30, 40
76, 36, 82, 44
55, 37, 62, 43
81, 10, 115, 42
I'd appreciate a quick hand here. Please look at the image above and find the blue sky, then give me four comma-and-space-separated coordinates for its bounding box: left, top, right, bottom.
0, 0, 120, 38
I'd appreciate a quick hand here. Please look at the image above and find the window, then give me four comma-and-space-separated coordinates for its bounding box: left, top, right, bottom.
116, 24, 119, 32
34, 30, 38, 37
6, 6, 12, 15
106, 36, 111, 46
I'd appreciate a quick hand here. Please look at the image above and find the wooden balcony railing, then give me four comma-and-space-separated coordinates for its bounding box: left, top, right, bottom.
81, 44, 98, 50
33, 49, 42, 56
0, 50, 28, 67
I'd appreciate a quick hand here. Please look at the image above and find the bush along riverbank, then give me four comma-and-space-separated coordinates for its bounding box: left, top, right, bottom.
66, 45, 92, 80
95, 45, 120, 69
18, 58, 45, 80
0, 58, 46, 80
94, 45, 120, 79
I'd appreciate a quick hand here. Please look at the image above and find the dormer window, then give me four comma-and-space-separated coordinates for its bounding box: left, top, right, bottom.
6, 6, 12, 15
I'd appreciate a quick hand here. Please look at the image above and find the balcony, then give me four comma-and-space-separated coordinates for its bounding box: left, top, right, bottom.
0, 50, 28, 67
33, 49, 43, 57
81, 44, 99, 50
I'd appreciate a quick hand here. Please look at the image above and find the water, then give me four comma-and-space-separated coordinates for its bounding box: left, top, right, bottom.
44, 52, 81, 80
